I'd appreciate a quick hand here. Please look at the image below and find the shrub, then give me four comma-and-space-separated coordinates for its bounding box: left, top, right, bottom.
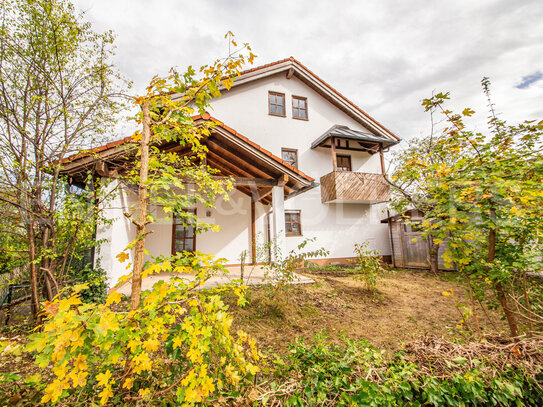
352, 241, 387, 292
72, 263, 108, 304
262, 331, 543, 406
25, 253, 263, 405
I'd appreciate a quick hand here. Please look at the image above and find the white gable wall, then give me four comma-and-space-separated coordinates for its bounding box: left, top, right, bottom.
207, 73, 391, 259
97, 70, 394, 288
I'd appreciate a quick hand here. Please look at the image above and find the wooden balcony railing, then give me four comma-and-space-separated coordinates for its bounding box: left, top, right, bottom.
320, 171, 390, 203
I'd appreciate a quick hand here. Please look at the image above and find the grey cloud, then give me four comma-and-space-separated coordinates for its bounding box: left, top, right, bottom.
73, 0, 543, 140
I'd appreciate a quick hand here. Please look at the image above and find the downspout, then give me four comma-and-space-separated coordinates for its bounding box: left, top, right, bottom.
386, 209, 396, 268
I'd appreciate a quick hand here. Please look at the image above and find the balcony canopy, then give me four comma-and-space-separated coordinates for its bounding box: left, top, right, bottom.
311, 125, 399, 153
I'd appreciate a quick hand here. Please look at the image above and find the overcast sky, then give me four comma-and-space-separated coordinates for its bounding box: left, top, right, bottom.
73, 0, 543, 141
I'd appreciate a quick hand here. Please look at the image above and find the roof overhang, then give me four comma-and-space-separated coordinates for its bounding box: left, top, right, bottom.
58, 114, 315, 204
311, 124, 399, 154
211, 57, 400, 144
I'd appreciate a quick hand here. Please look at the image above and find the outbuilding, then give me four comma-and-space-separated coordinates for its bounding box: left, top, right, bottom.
381, 209, 454, 270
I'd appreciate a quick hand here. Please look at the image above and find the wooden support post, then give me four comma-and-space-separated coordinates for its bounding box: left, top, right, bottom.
331, 136, 337, 171
251, 200, 256, 265
379, 143, 386, 175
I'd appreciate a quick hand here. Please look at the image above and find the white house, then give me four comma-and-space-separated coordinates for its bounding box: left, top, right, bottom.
60, 57, 400, 286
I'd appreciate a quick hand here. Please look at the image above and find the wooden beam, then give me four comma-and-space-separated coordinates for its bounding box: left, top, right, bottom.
331, 136, 337, 171
251, 187, 273, 202
213, 176, 278, 187
95, 161, 109, 177
286, 67, 294, 79
379, 143, 386, 174
251, 200, 256, 265
206, 150, 253, 178
206, 139, 275, 179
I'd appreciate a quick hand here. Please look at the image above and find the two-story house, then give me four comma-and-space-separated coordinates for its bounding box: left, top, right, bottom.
60, 57, 400, 287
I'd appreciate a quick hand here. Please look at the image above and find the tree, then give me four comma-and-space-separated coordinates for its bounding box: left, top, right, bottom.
388, 132, 456, 274
406, 80, 543, 337
26, 36, 264, 406
118, 35, 255, 310
0, 0, 127, 321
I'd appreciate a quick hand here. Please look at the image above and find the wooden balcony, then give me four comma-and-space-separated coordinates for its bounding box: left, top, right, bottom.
320, 171, 390, 204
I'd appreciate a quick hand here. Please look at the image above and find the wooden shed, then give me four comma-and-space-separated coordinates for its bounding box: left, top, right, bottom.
381, 209, 455, 270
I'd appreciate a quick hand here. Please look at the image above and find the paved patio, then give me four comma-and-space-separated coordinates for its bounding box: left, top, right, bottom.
115, 264, 314, 296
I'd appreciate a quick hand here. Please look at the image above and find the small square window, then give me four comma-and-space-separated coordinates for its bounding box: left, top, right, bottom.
292, 96, 308, 120
268, 91, 285, 116
336, 154, 352, 172
285, 210, 302, 236
281, 148, 298, 168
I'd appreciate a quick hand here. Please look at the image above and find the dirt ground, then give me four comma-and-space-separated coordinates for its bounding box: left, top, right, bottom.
227, 268, 506, 353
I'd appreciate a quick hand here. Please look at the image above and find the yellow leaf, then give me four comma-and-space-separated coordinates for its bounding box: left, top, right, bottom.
106, 291, 122, 306
116, 252, 129, 263
96, 370, 112, 387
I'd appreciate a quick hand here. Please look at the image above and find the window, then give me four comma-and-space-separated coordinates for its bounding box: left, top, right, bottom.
292, 96, 308, 120
281, 148, 298, 168
404, 221, 423, 233
171, 210, 196, 254
285, 210, 302, 236
336, 155, 352, 171
268, 91, 285, 116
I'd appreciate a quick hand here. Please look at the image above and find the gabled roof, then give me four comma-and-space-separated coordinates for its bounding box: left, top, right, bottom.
311, 125, 399, 150
225, 57, 399, 142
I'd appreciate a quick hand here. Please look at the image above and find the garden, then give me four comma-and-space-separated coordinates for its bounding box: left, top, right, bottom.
0, 1, 542, 405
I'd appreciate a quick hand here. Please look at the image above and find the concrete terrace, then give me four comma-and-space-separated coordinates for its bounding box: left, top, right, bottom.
115, 265, 314, 297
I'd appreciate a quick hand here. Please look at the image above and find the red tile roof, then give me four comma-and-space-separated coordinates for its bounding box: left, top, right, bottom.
61, 113, 314, 182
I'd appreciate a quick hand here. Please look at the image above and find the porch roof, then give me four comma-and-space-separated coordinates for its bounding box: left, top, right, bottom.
59, 114, 315, 204
311, 125, 399, 153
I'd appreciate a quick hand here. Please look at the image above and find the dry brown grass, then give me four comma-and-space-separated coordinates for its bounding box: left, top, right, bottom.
228, 268, 507, 353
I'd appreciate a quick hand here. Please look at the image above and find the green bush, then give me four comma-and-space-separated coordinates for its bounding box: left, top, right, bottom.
72, 263, 108, 303
264, 331, 543, 406
352, 242, 387, 292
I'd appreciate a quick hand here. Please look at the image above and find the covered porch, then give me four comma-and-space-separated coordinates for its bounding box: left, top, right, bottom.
59, 115, 316, 286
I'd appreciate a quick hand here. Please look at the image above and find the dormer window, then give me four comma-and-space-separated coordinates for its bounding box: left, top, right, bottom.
268, 91, 285, 116
292, 96, 308, 120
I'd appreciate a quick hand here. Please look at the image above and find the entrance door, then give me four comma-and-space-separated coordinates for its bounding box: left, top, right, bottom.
401, 220, 429, 268
172, 210, 196, 254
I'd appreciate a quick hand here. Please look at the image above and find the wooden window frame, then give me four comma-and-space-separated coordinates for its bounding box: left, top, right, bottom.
292, 95, 308, 120
285, 210, 302, 237
281, 148, 298, 169
336, 154, 352, 172
171, 209, 197, 254
268, 91, 286, 117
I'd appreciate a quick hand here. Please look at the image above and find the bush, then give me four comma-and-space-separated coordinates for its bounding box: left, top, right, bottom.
352, 242, 387, 292
263, 331, 543, 406
72, 263, 108, 304
24, 254, 263, 406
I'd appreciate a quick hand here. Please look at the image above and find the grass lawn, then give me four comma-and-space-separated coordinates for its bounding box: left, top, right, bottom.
227, 267, 506, 353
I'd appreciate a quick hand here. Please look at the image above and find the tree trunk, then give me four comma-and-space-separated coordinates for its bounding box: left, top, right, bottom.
429, 241, 439, 275
130, 102, 151, 311
27, 223, 40, 324
488, 209, 519, 337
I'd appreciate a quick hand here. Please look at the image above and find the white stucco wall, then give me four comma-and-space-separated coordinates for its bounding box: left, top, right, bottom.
207, 73, 391, 258
97, 71, 395, 286
97, 184, 270, 287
